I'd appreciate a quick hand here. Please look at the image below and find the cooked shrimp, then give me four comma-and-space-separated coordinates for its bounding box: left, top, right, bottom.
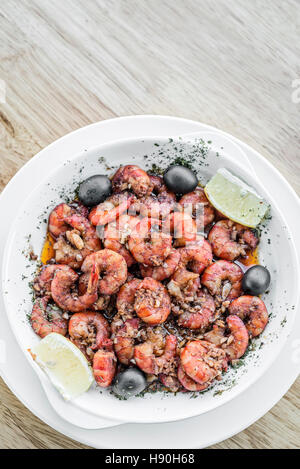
134, 335, 177, 375
180, 340, 227, 386
177, 364, 209, 392
78, 272, 110, 311
116, 278, 142, 318
54, 213, 101, 269
48, 202, 88, 239
128, 218, 172, 266
201, 260, 243, 301
179, 188, 215, 229
134, 277, 171, 325
228, 295, 268, 338
208, 220, 259, 261
51, 264, 99, 312
159, 374, 181, 392
172, 289, 216, 330
93, 346, 117, 388
133, 175, 177, 219
33, 264, 74, 297
140, 248, 180, 281
68, 312, 110, 359
31, 297, 68, 338
113, 318, 140, 365
224, 316, 249, 360
164, 212, 198, 247
205, 316, 249, 361
102, 214, 140, 267
112, 165, 153, 198
81, 249, 128, 295
89, 192, 135, 226
167, 240, 212, 300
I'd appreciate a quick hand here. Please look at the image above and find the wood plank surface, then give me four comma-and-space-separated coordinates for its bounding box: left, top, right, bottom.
0, 0, 299, 449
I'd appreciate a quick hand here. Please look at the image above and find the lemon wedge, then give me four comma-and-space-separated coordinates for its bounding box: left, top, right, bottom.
30, 333, 94, 400
205, 168, 269, 228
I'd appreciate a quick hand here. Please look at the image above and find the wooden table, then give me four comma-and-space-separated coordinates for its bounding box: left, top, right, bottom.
0, 0, 299, 449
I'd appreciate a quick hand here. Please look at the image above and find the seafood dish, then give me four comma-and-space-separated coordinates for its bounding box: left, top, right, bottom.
30, 161, 272, 399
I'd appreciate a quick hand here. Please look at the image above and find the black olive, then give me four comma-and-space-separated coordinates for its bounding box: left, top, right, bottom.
78, 175, 112, 207
163, 165, 198, 195
112, 368, 147, 399
242, 265, 271, 295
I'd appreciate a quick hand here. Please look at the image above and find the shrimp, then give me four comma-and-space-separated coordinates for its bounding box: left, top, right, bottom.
68, 312, 110, 360
51, 264, 99, 312
113, 318, 140, 365
81, 249, 128, 295
180, 340, 227, 386
128, 218, 172, 266
164, 212, 198, 247
167, 240, 212, 299
33, 264, 74, 297
177, 365, 209, 392
54, 213, 101, 269
208, 220, 259, 261
179, 188, 215, 229
116, 278, 142, 318
228, 295, 268, 338
48, 202, 89, 239
140, 248, 180, 281
172, 289, 216, 330
112, 165, 153, 198
201, 260, 243, 302
102, 214, 140, 267
159, 374, 181, 392
93, 346, 117, 388
133, 175, 177, 219
134, 277, 171, 325
78, 272, 110, 311
31, 297, 68, 338
205, 316, 249, 361
134, 335, 177, 375
89, 192, 135, 227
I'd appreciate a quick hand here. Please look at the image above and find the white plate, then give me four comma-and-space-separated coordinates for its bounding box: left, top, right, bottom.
0, 116, 299, 447
2, 133, 299, 424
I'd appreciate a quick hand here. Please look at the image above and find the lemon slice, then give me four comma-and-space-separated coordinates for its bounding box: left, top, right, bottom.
204, 168, 269, 228
30, 333, 94, 400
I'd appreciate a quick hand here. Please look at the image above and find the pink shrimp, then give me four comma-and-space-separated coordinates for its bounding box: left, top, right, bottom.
48, 202, 89, 239
33, 264, 74, 297
54, 213, 101, 269
78, 272, 110, 311
164, 212, 198, 247
113, 318, 140, 365
134, 277, 171, 325
133, 175, 177, 219
177, 365, 209, 392
93, 345, 117, 388
172, 289, 216, 330
102, 214, 140, 267
68, 312, 110, 360
51, 264, 99, 313
205, 316, 249, 361
140, 248, 180, 281
128, 217, 172, 266
89, 192, 135, 227
116, 278, 142, 317
81, 249, 128, 295
180, 340, 227, 386
31, 297, 68, 338
201, 260, 243, 302
112, 165, 153, 198
228, 295, 268, 338
208, 220, 259, 261
179, 188, 215, 229
134, 335, 177, 375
